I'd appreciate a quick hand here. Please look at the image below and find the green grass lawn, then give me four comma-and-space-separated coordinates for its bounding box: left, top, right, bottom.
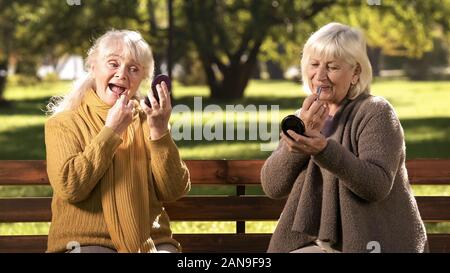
1, 79, 449, 160
1, 79, 450, 236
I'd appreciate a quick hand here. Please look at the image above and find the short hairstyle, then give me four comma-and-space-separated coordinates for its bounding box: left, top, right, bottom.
47, 30, 154, 115
300, 22, 372, 99
86, 30, 154, 80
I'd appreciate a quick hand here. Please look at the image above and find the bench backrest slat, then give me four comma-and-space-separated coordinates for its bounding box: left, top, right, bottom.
1, 196, 450, 222
0, 196, 285, 222
1, 159, 450, 186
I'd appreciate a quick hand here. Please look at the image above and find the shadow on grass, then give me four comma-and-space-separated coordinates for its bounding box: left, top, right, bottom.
0, 124, 45, 160
0, 109, 449, 161
1, 95, 302, 117
402, 117, 450, 159
173, 121, 280, 160
0, 97, 52, 116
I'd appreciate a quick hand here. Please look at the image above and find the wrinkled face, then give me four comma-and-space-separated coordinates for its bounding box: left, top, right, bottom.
92, 44, 145, 106
306, 55, 359, 105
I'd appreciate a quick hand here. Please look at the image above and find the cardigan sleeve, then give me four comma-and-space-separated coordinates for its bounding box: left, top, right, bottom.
148, 131, 191, 202
261, 139, 311, 199
312, 102, 404, 202
45, 117, 122, 203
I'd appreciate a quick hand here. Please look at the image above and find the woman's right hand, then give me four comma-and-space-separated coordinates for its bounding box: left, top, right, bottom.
298, 94, 329, 133
105, 94, 134, 135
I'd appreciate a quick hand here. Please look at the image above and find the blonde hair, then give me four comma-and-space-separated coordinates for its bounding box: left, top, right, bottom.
300, 22, 372, 99
47, 30, 154, 115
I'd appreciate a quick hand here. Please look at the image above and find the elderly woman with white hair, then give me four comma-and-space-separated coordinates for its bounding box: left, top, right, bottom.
45, 30, 190, 253
261, 22, 427, 253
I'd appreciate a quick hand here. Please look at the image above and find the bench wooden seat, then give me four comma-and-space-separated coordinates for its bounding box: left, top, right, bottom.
1, 159, 450, 253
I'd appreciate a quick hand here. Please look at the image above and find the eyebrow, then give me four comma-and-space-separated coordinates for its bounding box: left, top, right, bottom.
105, 54, 141, 67
105, 54, 122, 58
310, 59, 340, 65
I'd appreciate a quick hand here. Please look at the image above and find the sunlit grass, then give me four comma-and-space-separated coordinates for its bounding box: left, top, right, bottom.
0, 221, 273, 235
370, 80, 450, 118
246, 221, 278, 233
0, 223, 50, 236
2, 79, 450, 160
0, 186, 53, 197
411, 185, 450, 196
171, 222, 236, 234
178, 142, 273, 160
2, 221, 449, 236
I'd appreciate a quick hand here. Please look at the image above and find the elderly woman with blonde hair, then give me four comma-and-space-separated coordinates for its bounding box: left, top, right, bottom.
261, 22, 427, 253
45, 30, 190, 253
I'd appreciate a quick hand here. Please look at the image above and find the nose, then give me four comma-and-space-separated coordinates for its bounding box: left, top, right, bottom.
114, 65, 128, 80
316, 65, 328, 81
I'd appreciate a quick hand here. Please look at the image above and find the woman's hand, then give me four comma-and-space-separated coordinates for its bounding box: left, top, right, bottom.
140, 81, 172, 140
298, 94, 330, 134
281, 129, 328, 155
105, 94, 134, 135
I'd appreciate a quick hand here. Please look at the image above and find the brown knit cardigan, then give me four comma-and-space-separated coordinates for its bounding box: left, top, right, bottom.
261, 94, 428, 253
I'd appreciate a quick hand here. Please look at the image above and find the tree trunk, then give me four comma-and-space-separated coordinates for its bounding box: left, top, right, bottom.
153, 53, 163, 76
251, 61, 261, 79
210, 61, 260, 100
209, 38, 263, 100
0, 60, 9, 107
367, 46, 382, 77
200, 56, 221, 99
266, 60, 284, 79
219, 64, 251, 100
405, 56, 431, 81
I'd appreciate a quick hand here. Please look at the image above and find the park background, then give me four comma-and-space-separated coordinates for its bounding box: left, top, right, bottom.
1, 0, 450, 237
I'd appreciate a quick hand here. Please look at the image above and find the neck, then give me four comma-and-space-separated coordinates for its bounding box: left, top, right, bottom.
327, 103, 340, 117
326, 96, 348, 117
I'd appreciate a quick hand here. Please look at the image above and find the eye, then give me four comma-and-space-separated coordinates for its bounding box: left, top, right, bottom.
328, 65, 339, 70
107, 61, 119, 68
129, 66, 139, 73
310, 63, 319, 67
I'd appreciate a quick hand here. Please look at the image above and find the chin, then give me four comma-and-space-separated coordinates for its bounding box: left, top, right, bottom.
105, 95, 118, 106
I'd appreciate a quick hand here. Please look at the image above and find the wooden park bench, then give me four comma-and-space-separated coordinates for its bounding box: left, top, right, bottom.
0, 159, 450, 253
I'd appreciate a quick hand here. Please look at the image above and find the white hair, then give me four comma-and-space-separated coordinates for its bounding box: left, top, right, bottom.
301, 22, 372, 99
46, 29, 154, 116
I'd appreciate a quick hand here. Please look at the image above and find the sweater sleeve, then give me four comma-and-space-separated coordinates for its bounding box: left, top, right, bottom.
312, 103, 404, 202
148, 131, 191, 202
261, 139, 310, 199
45, 117, 122, 203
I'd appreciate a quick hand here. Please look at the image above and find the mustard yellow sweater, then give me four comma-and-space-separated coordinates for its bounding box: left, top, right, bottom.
45, 108, 190, 253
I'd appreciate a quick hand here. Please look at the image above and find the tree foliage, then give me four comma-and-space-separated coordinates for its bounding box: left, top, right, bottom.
1, 0, 450, 102
181, 0, 336, 99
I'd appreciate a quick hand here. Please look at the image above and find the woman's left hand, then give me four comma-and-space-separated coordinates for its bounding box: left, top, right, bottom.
140, 81, 172, 140
281, 129, 328, 155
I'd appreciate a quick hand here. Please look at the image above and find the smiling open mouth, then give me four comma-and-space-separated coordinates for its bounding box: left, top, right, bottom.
108, 83, 127, 96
